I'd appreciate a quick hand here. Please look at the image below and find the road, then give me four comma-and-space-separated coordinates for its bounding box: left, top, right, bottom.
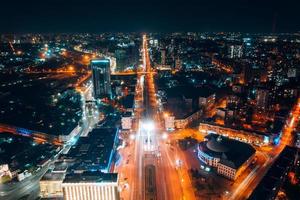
116, 35, 196, 200
116, 40, 300, 200
0, 161, 51, 200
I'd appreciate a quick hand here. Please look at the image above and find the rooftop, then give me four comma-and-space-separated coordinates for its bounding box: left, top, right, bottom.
0, 73, 82, 136
41, 170, 65, 181
122, 111, 132, 117
120, 94, 134, 109
66, 128, 118, 172
63, 171, 118, 184
199, 134, 256, 169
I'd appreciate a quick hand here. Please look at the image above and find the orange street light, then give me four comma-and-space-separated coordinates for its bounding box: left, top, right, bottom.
164, 112, 169, 118
68, 66, 74, 71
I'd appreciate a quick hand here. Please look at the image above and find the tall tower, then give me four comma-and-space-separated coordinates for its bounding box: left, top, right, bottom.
256, 89, 269, 109
228, 45, 243, 59
161, 49, 166, 65
115, 49, 127, 72
91, 59, 112, 99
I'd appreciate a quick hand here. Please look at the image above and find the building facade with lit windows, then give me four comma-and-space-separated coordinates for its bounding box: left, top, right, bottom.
198, 122, 281, 146
91, 59, 112, 99
39, 171, 65, 198
228, 44, 243, 58
121, 112, 132, 130
198, 134, 255, 180
62, 171, 120, 200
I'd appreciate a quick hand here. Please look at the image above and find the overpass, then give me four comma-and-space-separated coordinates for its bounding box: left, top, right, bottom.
0, 123, 63, 146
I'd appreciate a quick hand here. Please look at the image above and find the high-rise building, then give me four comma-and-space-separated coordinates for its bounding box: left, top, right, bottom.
161, 49, 166, 65
228, 45, 243, 59
115, 50, 127, 72
62, 171, 120, 200
91, 59, 112, 99
175, 57, 182, 70
287, 68, 297, 78
256, 89, 269, 109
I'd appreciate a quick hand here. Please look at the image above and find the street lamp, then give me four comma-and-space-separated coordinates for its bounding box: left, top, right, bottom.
163, 112, 169, 118
162, 132, 168, 140
142, 121, 154, 131
129, 134, 135, 140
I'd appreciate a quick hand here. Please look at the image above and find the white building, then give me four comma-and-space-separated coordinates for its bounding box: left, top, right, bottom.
121, 112, 132, 130
40, 171, 65, 198
17, 170, 32, 181
164, 114, 175, 131
62, 171, 120, 200
0, 164, 12, 181
198, 134, 255, 180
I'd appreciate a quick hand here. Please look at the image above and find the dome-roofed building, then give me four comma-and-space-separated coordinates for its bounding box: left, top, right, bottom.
206, 135, 229, 153
198, 134, 256, 180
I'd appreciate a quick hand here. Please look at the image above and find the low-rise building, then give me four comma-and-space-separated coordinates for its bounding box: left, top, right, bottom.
198, 93, 216, 108
198, 134, 256, 180
121, 112, 132, 130
174, 109, 202, 129
199, 122, 280, 146
0, 164, 11, 177
40, 170, 65, 198
216, 108, 226, 119
0, 164, 12, 182
164, 114, 175, 131
62, 171, 120, 200
64, 128, 118, 173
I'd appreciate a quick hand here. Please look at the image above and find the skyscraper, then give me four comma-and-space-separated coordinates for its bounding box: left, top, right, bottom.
228, 45, 243, 59
115, 49, 127, 72
161, 49, 166, 65
256, 88, 269, 109
91, 59, 112, 99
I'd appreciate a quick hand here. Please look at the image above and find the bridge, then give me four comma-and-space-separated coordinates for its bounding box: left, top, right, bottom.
0, 123, 63, 146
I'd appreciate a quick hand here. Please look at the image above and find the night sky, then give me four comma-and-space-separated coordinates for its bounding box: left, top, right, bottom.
1, 0, 299, 33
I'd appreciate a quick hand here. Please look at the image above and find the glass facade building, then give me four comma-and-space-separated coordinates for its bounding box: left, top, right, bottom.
91, 59, 112, 99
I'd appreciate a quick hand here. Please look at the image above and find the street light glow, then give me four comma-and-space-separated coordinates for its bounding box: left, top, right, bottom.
141, 121, 154, 131
129, 134, 135, 140
162, 132, 168, 140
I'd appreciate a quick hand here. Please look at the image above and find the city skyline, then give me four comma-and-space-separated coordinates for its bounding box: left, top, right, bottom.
0, 2, 300, 198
